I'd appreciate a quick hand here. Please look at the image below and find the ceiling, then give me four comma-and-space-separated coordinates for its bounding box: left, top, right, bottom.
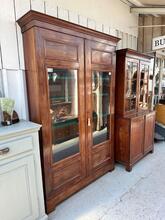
137, 0, 165, 6
124, 0, 165, 15
125, 0, 165, 7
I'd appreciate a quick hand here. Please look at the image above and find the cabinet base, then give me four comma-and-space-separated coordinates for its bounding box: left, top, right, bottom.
46, 163, 114, 213
117, 146, 154, 172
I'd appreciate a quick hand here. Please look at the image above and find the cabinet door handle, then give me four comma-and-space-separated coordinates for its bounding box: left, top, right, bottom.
0, 147, 10, 155
87, 117, 91, 127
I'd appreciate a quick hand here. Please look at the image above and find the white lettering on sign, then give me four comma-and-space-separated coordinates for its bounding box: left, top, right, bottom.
153, 36, 165, 50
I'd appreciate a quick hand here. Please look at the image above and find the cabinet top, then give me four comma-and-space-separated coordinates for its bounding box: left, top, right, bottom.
0, 120, 41, 140
116, 48, 154, 60
17, 10, 120, 46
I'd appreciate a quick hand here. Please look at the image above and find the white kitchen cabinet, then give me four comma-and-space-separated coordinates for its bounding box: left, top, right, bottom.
0, 121, 48, 220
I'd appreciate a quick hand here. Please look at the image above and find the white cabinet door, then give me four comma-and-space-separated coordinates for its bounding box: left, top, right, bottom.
0, 155, 39, 220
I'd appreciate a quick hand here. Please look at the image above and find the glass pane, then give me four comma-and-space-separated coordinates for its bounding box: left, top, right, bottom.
127, 61, 131, 80
144, 65, 149, 80
127, 61, 137, 79
92, 71, 110, 146
140, 65, 145, 80
139, 64, 149, 110
125, 98, 136, 111
47, 68, 79, 163
125, 62, 138, 112
126, 80, 137, 98
132, 63, 138, 79
139, 80, 148, 109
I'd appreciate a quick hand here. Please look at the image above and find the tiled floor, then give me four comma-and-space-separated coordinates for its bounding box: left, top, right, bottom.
49, 141, 165, 220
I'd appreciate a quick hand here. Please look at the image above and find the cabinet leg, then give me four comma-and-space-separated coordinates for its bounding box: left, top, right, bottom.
109, 166, 115, 172
150, 149, 154, 154
126, 165, 132, 172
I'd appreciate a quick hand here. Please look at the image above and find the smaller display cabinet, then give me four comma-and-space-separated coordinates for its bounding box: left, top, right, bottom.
115, 49, 155, 171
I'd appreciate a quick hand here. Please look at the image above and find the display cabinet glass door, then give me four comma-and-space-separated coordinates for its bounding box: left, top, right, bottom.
47, 68, 80, 163
139, 63, 149, 110
125, 60, 138, 113
85, 39, 114, 173
92, 71, 111, 146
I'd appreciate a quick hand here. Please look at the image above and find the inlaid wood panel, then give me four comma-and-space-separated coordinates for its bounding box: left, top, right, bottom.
91, 50, 112, 65
53, 158, 81, 190
44, 40, 78, 62
130, 116, 144, 163
115, 117, 130, 163
92, 143, 111, 169
144, 112, 155, 154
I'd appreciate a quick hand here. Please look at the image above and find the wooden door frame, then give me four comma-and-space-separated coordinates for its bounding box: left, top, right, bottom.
85, 39, 116, 174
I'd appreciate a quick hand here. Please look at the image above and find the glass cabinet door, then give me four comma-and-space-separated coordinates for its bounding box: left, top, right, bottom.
47, 68, 80, 163
125, 61, 138, 112
139, 64, 149, 110
92, 71, 111, 146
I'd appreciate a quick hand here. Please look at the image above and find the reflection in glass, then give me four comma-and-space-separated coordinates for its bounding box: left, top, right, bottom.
92, 71, 110, 145
139, 65, 149, 110
47, 68, 79, 163
127, 62, 137, 79
125, 61, 138, 111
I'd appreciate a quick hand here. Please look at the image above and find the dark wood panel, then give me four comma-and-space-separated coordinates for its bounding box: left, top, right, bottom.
144, 111, 155, 154
92, 50, 112, 65
44, 40, 78, 61
115, 117, 130, 163
53, 159, 81, 190
92, 142, 111, 169
130, 116, 144, 162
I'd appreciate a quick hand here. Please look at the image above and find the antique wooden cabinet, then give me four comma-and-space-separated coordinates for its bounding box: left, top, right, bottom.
18, 11, 119, 213
115, 49, 155, 172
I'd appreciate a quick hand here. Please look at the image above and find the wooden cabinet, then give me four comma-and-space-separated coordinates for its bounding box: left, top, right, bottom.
0, 121, 47, 220
115, 49, 155, 171
18, 11, 119, 213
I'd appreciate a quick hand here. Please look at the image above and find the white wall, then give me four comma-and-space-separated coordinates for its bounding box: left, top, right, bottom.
0, 0, 138, 119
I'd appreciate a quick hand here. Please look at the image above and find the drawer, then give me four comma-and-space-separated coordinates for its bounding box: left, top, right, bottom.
0, 136, 33, 160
